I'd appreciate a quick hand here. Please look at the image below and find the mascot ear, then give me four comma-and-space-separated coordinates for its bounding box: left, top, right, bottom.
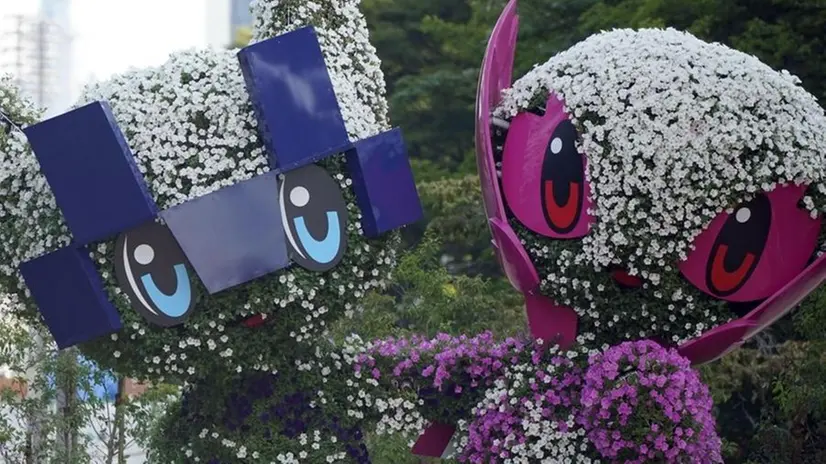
475, 0, 518, 227
475, 0, 521, 283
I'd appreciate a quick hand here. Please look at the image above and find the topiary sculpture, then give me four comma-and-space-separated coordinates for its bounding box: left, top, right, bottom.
384, 0, 826, 461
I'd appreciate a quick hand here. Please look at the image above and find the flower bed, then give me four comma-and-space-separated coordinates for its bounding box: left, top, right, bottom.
352, 333, 722, 463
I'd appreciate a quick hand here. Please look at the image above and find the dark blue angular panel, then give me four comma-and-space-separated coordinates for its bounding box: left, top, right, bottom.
345, 128, 423, 237
23, 101, 158, 245
160, 171, 290, 294
237, 26, 351, 172
20, 246, 122, 349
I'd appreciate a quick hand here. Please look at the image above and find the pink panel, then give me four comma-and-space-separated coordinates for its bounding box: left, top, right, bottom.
412, 422, 456, 458
475, 0, 518, 225
742, 250, 826, 339
475, 0, 521, 291
489, 217, 539, 293
680, 251, 826, 365
501, 95, 594, 238
677, 319, 753, 365
679, 200, 826, 365
525, 293, 578, 350
679, 184, 820, 302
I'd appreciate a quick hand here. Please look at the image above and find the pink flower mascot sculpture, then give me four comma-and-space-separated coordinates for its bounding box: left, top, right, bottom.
478, 0, 826, 364
353, 0, 826, 462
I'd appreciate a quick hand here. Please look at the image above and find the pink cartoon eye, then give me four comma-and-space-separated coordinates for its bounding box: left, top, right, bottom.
680, 184, 821, 302
501, 94, 594, 239
705, 195, 770, 296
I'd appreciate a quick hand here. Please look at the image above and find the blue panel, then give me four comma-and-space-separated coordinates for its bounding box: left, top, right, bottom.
23, 101, 157, 245
20, 246, 122, 349
346, 128, 423, 236
160, 171, 290, 294
237, 26, 351, 172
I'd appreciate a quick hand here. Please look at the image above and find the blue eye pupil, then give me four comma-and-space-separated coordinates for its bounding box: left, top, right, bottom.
140, 264, 192, 318
294, 212, 342, 264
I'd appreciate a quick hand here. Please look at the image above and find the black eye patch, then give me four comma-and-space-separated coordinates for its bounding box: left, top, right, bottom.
280, 164, 348, 272
114, 221, 196, 327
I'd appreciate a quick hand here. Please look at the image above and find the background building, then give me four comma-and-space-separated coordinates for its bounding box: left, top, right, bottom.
205, 0, 251, 48
39, 0, 73, 115
0, 0, 73, 116
230, 0, 252, 44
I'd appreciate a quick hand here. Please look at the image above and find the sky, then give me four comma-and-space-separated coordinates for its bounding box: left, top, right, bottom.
0, 0, 214, 106
70, 0, 210, 98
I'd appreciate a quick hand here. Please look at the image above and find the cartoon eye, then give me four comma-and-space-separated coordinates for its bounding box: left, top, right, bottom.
705, 197, 771, 296
114, 221, 196, 327
680, 185, 820, 302
541, 121, 585, 234
279, 164, 348, 272
501, 94, 594, 239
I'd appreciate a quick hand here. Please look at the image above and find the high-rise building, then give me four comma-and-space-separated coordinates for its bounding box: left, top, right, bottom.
206, 0, 231, 48
230, 0, 252, 41
39, 0, 72, 115
0, 0, 72, 116
206, 0, 252, 48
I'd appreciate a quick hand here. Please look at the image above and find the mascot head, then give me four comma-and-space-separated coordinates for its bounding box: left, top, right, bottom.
0, 20, 422, 381
477, 0, 826, 364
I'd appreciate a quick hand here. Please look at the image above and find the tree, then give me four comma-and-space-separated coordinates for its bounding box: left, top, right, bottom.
0, 295, 175, 463
232, 26, 253, 48
362, 0, 598, 171
577, 0, 826, 102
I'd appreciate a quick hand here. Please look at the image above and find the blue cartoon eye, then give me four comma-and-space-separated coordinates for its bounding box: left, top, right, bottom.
114, 221, 196, 327
280, 164, 348, 272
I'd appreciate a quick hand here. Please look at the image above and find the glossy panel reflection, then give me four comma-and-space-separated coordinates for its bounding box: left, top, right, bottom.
161, 171, 290, 294
238, 26, 351, 172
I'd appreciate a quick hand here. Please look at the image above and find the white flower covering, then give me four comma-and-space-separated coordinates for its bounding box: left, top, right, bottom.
0, 75, 69, 282
495, 28, 826, 345
5, 1, 406, 462
78, 49, 269, 209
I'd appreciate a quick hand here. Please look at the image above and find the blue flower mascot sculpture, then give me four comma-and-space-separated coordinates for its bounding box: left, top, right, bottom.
0, 0, 423, 462
344, 1, 826, 463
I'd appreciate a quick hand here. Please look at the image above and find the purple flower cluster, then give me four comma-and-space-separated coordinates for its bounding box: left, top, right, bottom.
459, 354, 586, 463
579, 340, 722, 463
353, 335, 723, 463
354, 332, 527, 392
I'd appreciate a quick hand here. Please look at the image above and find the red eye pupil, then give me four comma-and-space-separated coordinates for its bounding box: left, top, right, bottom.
709, 244, 757, 294
543, 180, 580, 231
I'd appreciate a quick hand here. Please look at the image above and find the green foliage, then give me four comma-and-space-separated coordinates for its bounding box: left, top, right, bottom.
416, 175, 498, 275
332, 232, 524, 346
365, 0, 598, 172
698, 339, 826, 462
0, 314, 175, 463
